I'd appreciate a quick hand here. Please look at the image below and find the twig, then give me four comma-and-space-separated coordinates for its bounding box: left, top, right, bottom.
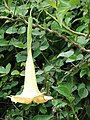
63, 24, 88, 37
3, 0, 10, 11
45, 11, 90, 37
70, 103, 79, 120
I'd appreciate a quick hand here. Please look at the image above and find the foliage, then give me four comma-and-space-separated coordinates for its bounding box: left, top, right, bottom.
0, 0, 90, 120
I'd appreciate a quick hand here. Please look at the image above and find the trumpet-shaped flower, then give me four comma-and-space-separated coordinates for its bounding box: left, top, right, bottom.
8, 49, 53, 104
8, 12, 53, 104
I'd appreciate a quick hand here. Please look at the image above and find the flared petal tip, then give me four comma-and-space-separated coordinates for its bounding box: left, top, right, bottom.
8, 94, 53, 104
7, 95, 33, 104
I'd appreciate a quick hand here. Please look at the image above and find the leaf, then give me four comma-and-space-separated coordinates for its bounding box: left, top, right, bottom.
11, 81, 18, 87
70, 0, 80, 6
53, 83, 74, 102
15, 117, 23, 120
33, 115, 53, 120
78, 83, 88, 99
20, 70, 25, 76
56, 1, 71, 26
3, 85, 11, 90
39, 105, 47, 114
9, 38, 26, 49
0, 40, 9, 46
66, 58, 75, 63
40, 40, 49, 51
57, 50, 74, 58
11, 70, 20, 75
0, 66, 6, 74
5, 63, 11, 74
48, 0, 57, 9
80, 69, 87, 78
87, 70, 90, 77
32, 28, 45, 36
44, 65, 54, 72
33, 49, 41, 58
36, 70, 44, 75
86, 105, 90, 118
77, 36, 87, 46
15, 51, 27, 62
8, 0, 13, 6
52, 99, 67, 108
0, 29, 4, 39
0, 54, 4, 59
16, 5, 28, 16
37, 76, 45, 83
6, 26, 17, 34
18, 26, 26, 34
78, 87, 88, 99
76, 54, 83, 60
66, 54, 83, 63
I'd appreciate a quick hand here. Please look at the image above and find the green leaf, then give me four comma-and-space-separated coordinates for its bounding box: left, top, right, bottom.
57, 50, 74, 58
80, 69, 87, 78
11, 81, 18, 87
0, 66, 6, 74
0, 40, 9, 46
3, 85, 11, 90
56, 1, 71, 26
52, 99, 67, 108
37, 76, 45, 83
48, 0, 57, 9
77, 36, 87, 45
53, 83, 74, 102
18, 26, 26, 34
6, 26, 17, 34
15, 51, 27, 62
40, 40, 49, 51
33, 115, 53, 120
78, 83, 88, 99
33, 49, 41, 58
87, 70, 90, 77
70, 0, 80, 6
76, 54, 83, 60
11, 70, 20, 75
15, 117, 23, 120
9, 38, 26, 49
0, 29, 4, 39
78, 88, 88, 99
44, 65, 54, 72
16, 5, 28, 16
20, 70, 25, 76
8, 0, 13, 6
39, 105, 47, 114
86, 105, 90, 118
32, 28, 45, 36
0, 54, 4, 59
5, 63, 11, 74
36, 70, 44, 75
66, 58, 75, 63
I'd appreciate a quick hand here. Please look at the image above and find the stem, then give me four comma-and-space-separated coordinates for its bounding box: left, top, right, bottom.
70, 103, 79, 120
3, 0, 10, 10
27, 9, 33, 54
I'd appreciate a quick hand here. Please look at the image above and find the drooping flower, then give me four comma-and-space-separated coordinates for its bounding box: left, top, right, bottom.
8, 12, 53, 104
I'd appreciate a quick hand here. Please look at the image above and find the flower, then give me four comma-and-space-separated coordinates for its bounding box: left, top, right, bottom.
8, 50, 53, 104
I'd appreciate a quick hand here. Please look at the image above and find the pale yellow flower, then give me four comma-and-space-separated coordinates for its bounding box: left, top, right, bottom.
8, 49, 53, 104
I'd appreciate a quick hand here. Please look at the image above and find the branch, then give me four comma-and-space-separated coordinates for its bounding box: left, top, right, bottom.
0, 16, 90, 53
3, 0, 10, 11
45, 11, 90, 38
